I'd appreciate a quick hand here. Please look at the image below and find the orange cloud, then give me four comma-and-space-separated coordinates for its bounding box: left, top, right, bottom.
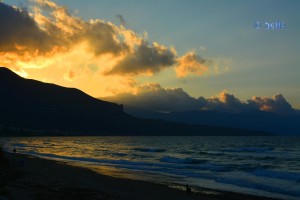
0, 0, 213, 98
175, 51, 209, 77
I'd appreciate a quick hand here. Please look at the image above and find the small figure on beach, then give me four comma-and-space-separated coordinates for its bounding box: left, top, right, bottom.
13, 147, 16, 155
185, 185, 192, 195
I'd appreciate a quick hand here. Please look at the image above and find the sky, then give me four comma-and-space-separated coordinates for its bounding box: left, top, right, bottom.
1, 0, 300, 112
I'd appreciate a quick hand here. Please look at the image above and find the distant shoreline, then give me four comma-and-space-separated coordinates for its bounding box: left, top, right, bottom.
0, 128, 274, 137
1, 151, 281, 200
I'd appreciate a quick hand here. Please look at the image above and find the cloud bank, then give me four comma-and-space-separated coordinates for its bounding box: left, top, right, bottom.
105, 83, 296, 114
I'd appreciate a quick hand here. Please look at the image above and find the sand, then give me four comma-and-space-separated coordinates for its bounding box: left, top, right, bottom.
0, 152, 281, 200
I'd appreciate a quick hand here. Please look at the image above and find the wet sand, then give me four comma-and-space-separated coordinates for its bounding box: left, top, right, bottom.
1, 152, 281, 200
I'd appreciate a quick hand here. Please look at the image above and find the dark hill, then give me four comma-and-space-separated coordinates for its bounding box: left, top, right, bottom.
124, 106, 300, 135
0, 67, 271, 136
0, 67, 128, 133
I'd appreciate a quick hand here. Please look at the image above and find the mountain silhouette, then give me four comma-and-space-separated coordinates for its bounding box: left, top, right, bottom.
124, 106, 300, 136
0, 67, 271, 136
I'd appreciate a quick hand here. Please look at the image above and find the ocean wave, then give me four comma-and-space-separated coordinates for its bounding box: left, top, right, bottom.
179, 150, 193, 154
253, 169, 300, 182
160, 156, 206, 165
133, 147, 166, 152
2, 136, 299, 200
232, 163, 272, 172
13, 143, 26, 147
215, 177, 300, 198
199, 151, 224, 156
223, 147, 273, 153
200, 163, 229, 172
111, 152, 127, 157
23, 151, 230, 173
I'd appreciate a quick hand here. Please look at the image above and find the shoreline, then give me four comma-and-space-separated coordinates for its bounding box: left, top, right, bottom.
1, 151, 282, 200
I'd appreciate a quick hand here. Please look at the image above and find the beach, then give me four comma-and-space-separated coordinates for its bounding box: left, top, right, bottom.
0, 152, 281, 200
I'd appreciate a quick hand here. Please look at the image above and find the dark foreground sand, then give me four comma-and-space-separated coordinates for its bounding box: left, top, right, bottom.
0, 152, 281, 200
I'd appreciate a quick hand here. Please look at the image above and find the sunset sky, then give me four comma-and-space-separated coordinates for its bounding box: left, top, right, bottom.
1, 0, 300, 112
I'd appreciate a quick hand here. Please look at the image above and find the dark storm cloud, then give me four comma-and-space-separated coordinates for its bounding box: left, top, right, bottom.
0, 2, 51, 53
105, 42, 176, 75
84, 20, 129, 56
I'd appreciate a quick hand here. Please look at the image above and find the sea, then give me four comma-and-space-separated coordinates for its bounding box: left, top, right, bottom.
1, 136, 299, 200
